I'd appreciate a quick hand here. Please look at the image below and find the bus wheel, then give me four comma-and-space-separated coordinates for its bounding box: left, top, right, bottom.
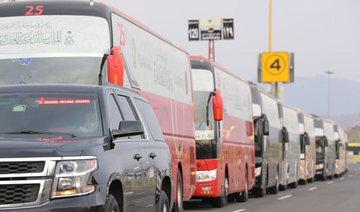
253, 187, 266, 197
172, 171, 183, 212
212, 176, 228, 208
279, 178, 287, 191
290, 180, 298, 189
307, 177, 314, 183
237, 170, 249, 202
269, 173, 279, 194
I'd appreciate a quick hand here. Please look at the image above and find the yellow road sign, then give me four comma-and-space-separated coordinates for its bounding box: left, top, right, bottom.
261, 52, 290, 83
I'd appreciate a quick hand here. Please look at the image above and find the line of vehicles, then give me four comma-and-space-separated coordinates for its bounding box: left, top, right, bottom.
0, 1, 348, 212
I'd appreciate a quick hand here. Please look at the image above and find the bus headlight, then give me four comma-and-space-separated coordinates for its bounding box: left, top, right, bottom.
52, 158, 98, 198
316, 163, 324, 170
196, 169, 217, 182
255, 167, 262, 177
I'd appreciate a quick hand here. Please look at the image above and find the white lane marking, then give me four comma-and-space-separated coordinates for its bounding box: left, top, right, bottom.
349, 174, 353, 177
340, 177, 344, 181
278, 195, 292, 200
308, 186, 317, 191
233, 209, 246, 212
327, 181, 334, 185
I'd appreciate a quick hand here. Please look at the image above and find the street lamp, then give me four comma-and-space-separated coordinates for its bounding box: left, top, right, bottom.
325, 70, 334, 117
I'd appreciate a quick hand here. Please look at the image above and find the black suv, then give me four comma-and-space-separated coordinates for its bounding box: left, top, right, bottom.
0, 85, 173, 212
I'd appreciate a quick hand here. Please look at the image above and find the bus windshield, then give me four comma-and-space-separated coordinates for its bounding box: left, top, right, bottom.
192, 68, 216, 159
316, 138, 325, 159
0, 15, 110, 85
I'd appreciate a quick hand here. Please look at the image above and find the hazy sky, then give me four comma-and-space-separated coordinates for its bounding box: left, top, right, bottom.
101, 0, 360, 83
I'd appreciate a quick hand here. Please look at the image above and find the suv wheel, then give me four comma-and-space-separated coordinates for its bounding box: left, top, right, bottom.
157, 191, 170, 212
172, 171, 183, 212
104, 194, 120, 212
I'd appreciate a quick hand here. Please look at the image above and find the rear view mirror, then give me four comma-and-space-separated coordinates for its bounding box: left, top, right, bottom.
108, 46, 125, 86
262, 114, 269, 136
212, 90, 223, 121
282, 127, 289, 143
112, 120, 144, 138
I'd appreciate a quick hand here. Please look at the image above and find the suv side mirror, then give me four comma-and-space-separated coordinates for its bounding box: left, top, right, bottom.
212, 90, 223, 121
108, 46, 125, 86
112, 120, 144, 138
262, 114, 269, 136
304, 133, 310, 145
282, 127, 289, 143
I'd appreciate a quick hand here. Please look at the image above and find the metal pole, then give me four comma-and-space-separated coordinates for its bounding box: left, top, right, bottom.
325, 70, 334, 116
208, 40, 215, 62
269, 0, 279, 98
269, 0, 272, 52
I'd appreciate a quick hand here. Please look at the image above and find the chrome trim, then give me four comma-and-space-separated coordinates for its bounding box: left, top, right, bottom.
0, 179, 51, 209
0, 156, 97, 209
61, 156, 97, 161
0, 156, 96, 178
0, 157, 61, 178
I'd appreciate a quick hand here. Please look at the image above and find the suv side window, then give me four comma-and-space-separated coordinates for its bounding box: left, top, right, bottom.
117, 95, 137, 121
108, 94, 124, 130
134, 98, 164, 141
117, 95, 142, 139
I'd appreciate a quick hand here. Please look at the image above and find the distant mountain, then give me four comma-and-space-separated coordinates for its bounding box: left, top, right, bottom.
255, 75, 360, 129
346, 126, 360, 143
281, 75, 360, 117
325, 114, 360, 129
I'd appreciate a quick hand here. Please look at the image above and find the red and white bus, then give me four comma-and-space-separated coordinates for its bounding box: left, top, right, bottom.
190, 56, 255, 208
0, 1, 196, 211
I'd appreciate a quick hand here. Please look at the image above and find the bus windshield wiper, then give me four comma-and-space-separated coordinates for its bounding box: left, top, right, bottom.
2, 131, 77, 137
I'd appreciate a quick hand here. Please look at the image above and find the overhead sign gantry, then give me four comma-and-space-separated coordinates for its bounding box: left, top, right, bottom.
188, 19, 234, 61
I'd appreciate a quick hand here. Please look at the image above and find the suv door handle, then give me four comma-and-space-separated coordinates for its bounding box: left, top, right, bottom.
133, 154, 143, 161
149, 153, 157, 159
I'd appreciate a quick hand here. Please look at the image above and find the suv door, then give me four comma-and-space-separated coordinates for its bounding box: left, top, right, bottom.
115, 93, 157, 211
132, 97, 170, 210
106, 92, 145, 212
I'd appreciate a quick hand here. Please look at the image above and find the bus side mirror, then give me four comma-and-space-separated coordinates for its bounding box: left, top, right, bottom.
262, 114, 269, 136
323, 136, 329, 147
304, 133, 310, 145
282, 127, 289, 143
212, 90, 223, 121
108, 46, 124, 86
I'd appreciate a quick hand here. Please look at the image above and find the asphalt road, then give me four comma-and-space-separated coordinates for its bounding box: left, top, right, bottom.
185, 164, 360, 212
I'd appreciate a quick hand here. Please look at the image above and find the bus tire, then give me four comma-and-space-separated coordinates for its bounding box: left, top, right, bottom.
290, 180, 298, 189
307, 177, 314, 183
212, 176, 228, 208
172, 171, 183, 212
237, 170, 249, 202
253, 187, 266, 197
268, 173, 279, 194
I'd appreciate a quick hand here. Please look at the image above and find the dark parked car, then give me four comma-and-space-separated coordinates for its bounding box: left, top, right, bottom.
0, 84, 173, 212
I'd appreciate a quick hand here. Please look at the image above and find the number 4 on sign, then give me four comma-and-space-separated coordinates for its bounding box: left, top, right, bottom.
270, 59, 281, 71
